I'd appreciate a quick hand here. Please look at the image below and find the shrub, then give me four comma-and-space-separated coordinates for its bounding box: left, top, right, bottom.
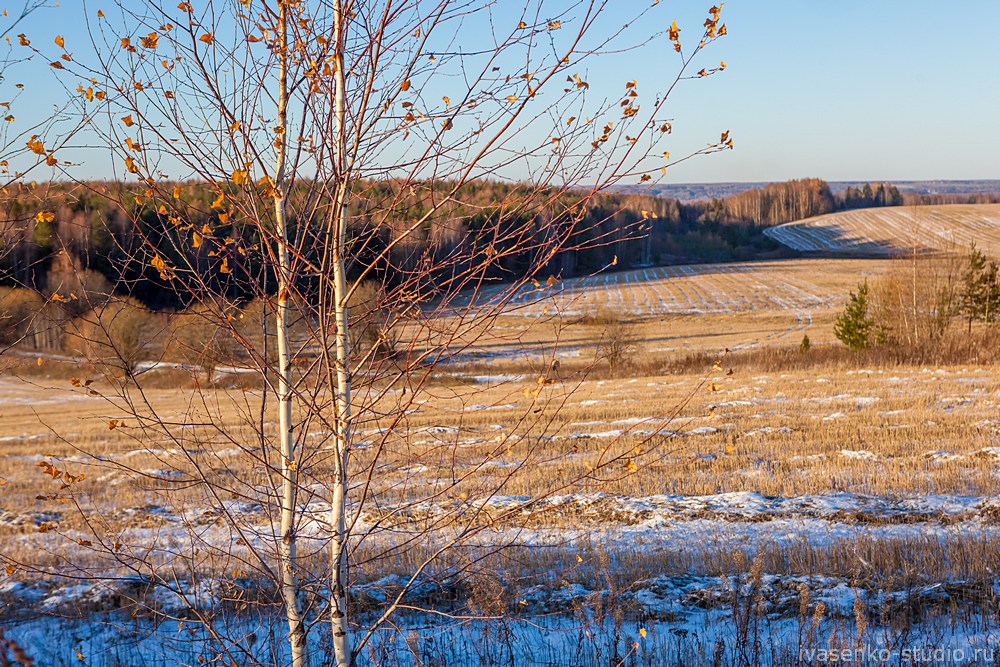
0, 287, 67, 350
67, 297, 161, 376
167, 303, 243, 382
593, 308, 637, 371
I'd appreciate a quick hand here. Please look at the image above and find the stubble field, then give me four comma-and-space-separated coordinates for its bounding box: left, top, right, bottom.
764, 204, 1000, 257
2, 254, 999, 664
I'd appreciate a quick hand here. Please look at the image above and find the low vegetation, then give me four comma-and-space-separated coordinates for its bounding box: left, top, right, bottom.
833, 245, 999, 357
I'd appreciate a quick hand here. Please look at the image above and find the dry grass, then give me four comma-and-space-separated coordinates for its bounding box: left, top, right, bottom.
0, 256, 998, 628
1, 339, 998, 558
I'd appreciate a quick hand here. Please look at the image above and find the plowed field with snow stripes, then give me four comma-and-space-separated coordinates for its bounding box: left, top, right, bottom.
498, 259, 851, 317
764, 204, 1000, 257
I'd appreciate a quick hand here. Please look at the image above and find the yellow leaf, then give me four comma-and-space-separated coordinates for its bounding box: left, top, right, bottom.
140, 32, 159, 49
506, 95, 518, 103
121, 115, 134, 127
27, 139, 45, 155
55, 35, 65, 48
37, 357, 43, 366
35, 211, 54, 223
199, 33, 214, 45
668, 19, 680, 41
400, 80, 411, 92
17, 34, 29, 47
173, 186, 182, 199
98, 10, 105, 17
192, 231, 203, 248
231, 169, 249, 185
125, 156, 140, 175
639, 628, 647, 638
46, 154, 57, 166
219, 257, 231, 274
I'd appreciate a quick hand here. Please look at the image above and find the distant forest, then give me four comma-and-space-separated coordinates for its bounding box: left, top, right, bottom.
623, 179, 1000, 203
1, 178, 997, 310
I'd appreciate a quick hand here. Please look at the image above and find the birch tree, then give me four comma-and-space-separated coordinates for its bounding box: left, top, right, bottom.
18, 1, 733, 664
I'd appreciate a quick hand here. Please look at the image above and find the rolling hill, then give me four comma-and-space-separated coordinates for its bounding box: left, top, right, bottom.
763, 204, 1000, 257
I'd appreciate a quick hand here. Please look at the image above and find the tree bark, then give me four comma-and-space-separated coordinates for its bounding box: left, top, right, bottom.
273, 3, 309, 665
330, 2, 353, 664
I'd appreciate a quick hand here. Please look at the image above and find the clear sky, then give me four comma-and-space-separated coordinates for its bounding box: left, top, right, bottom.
5, 0, 999, 184
651, 0, 1000, 183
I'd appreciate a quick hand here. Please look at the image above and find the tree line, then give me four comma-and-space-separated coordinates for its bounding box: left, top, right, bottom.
4, 176, 945, 316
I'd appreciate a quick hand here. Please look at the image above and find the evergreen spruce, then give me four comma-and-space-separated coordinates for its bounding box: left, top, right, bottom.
834, 280, 880, 349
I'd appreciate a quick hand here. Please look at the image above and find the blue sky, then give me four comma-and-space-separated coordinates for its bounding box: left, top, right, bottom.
6, 1, 999, 184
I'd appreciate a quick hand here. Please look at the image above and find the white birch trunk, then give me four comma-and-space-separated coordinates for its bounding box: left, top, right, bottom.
273, 4, 309, 665
330, 2, 354, 665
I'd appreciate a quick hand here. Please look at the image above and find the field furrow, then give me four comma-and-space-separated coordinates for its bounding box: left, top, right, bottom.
766, 204, 1000, 256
